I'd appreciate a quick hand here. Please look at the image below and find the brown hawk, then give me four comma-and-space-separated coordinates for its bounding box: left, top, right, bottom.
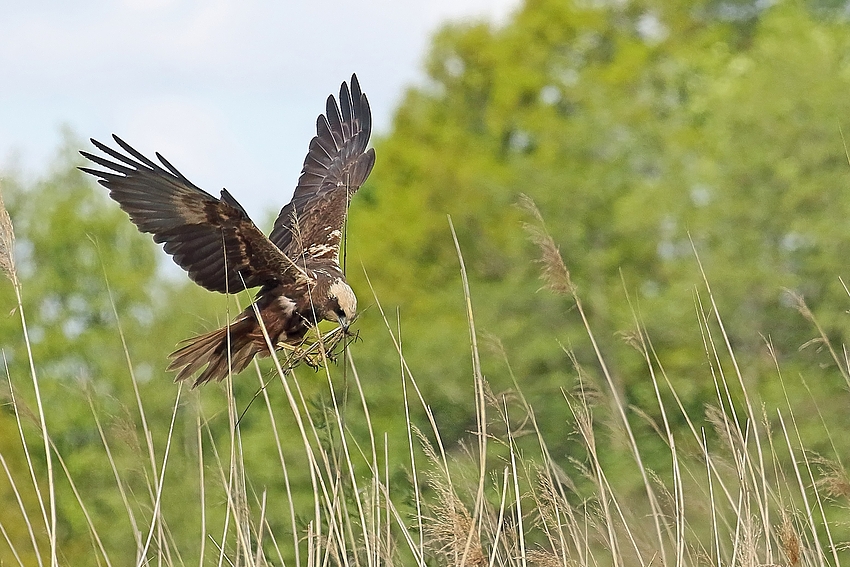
80, 74, 375, 386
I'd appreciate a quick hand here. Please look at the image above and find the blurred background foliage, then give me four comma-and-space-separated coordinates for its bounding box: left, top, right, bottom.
5, 0, 850, 561
350, 0, 850, 457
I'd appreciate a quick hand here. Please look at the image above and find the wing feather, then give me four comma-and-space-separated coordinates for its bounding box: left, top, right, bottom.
269, 74, 376, 262
340, 80, 354, 136
325, 96, 345, 148
80, 135, 292, 293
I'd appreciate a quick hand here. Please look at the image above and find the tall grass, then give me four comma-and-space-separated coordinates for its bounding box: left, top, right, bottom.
0, 189, 846, 565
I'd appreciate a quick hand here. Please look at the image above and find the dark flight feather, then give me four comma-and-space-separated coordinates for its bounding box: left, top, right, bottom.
269, 74, 376, 262
81, 136, 292, 294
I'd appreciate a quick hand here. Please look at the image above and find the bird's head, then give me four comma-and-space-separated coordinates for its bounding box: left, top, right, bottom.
325, 278, 357, 330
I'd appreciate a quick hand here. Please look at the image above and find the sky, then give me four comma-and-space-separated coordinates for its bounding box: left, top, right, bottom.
0, 0, 519, 221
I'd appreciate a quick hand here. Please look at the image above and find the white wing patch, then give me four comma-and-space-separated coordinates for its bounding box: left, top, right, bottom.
277, 296, 296, 314
307, 243, 335, 257
307, 228, 343, 259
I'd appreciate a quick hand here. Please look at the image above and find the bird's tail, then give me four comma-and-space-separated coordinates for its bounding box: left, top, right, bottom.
167, 319, 264, 387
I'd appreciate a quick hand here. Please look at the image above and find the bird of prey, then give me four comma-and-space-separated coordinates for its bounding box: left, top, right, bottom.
80, 74, 376, 386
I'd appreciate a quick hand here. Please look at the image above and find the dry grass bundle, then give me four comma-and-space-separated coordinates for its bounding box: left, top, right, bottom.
276, 324, 359, 373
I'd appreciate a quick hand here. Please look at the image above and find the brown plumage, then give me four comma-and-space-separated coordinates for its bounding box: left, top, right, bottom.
80, 74, 375, 386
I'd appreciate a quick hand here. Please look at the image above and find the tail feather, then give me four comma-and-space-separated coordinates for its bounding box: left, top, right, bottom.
167, 321, 263, 387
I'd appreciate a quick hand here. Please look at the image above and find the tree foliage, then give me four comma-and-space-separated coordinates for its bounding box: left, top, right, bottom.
0, 135, 246, 563
5, 0, 850, 560
348, 0, 850, 457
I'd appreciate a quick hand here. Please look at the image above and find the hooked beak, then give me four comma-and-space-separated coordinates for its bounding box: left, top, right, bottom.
337, 314, 350, 332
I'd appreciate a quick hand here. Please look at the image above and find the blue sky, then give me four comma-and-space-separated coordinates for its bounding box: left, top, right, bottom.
0, 0, 517, 221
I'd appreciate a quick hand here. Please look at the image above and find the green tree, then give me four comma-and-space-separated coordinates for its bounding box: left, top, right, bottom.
0, 133, 349, 563
7, 0, 850, 559
0, 134, 224, 562
347, 0, 850, 466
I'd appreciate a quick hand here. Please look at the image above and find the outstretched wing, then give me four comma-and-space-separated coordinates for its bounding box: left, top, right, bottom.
268, 73, 376, 262
80, 135, 291, 294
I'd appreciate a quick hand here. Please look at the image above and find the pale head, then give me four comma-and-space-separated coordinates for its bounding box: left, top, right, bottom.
326, 278, 357, 328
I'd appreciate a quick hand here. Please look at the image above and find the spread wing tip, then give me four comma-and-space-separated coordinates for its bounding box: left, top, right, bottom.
349, 73, 363, 93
